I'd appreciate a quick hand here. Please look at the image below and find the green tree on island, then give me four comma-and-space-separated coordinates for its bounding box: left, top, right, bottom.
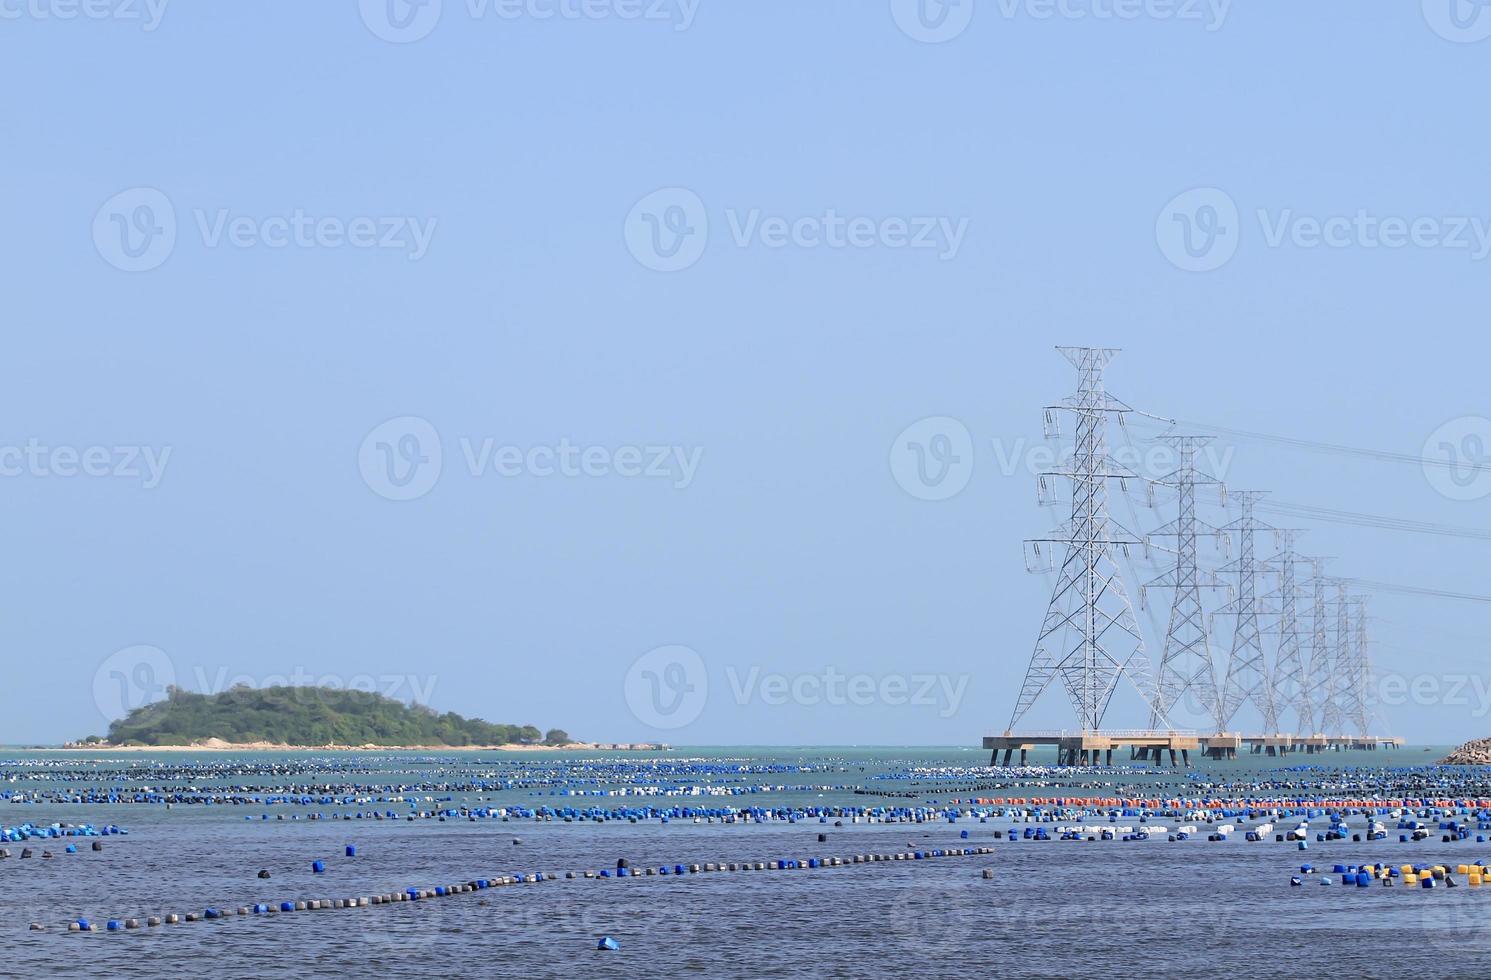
90, 685, 570, 748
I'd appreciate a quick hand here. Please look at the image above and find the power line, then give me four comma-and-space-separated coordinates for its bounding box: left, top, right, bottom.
1343, 578, 1491, 604
1131, 415, 1474, 471
1375, 619, 1491, 646
1254, 501, 1491, 542
1133, 488, 1491, 543
1015, 358, 1485, 741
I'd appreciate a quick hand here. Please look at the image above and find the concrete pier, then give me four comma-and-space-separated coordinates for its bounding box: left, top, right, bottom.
1199, 733, 1404, 759
984, 730, 1200, 767
986, 730, 1403, 766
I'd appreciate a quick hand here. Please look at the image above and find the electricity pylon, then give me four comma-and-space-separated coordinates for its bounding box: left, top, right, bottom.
1216, 491, 1282, 731
1260, 529, 1309, 733
1306, 560, 1340, 735
1009, 347, 1158, 731
1323, 580, 1353, 736
1142, 435, 1225, 730
1347, 595, 1374, 736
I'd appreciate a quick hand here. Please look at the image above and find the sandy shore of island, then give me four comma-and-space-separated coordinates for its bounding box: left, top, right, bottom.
43, 738, 667, 753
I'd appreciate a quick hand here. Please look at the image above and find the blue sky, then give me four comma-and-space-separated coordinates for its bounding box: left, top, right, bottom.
2, 1, 1490, 745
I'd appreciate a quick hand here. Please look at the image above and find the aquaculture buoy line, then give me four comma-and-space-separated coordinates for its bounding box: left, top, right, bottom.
0, 825, 118, 873
37, 841, 999, 934
210, 799, 1491, 832
13, 757, 1491, 816
133, 797, 1491, 851
0, 757, 888, 807
1290, 861, 1491, 889
2, 823, 123, 843
17, 767, 1491, 823
9, 796, 1491, 853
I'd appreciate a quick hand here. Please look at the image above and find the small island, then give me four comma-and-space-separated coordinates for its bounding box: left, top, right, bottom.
72, 685, 664, 752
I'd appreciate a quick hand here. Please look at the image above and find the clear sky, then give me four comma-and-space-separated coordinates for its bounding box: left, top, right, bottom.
3, 1, 1489, 746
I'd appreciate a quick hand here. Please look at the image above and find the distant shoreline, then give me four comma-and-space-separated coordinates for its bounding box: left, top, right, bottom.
50, 738, 668, 753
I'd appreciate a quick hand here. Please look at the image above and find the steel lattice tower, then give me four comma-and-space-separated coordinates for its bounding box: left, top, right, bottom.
1008, 347, 1156, 731
1143, 435, 1225, 730
1260, 530, 1309, 734
1312, 560, 1347, 730
1324, 580, 1352, 736
1348, 596, 1373, 736
1217, 491, 1282, 731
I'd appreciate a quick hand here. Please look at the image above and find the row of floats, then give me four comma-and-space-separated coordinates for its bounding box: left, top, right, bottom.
226, 801, 1491, 828
1292, 862, 1491, 888
1018, 812, 1488, 845
218, 802, 1491, 848
42, 843, 999, 934
960, 797, 1491, 809
1050, 822, 1268, 841
1, 823, 124, 843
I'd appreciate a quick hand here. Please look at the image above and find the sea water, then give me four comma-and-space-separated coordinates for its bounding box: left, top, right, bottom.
3, 746, 1488, 979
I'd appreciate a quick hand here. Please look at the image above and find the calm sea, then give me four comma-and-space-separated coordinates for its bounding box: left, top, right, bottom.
2, 746, 1485, 979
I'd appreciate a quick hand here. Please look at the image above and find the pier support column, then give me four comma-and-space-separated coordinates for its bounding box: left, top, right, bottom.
1105, 749, 1112, 766
1180, 749, 1190, 767
1019, 748, 1027, 766
1168, 749, 1178, 767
